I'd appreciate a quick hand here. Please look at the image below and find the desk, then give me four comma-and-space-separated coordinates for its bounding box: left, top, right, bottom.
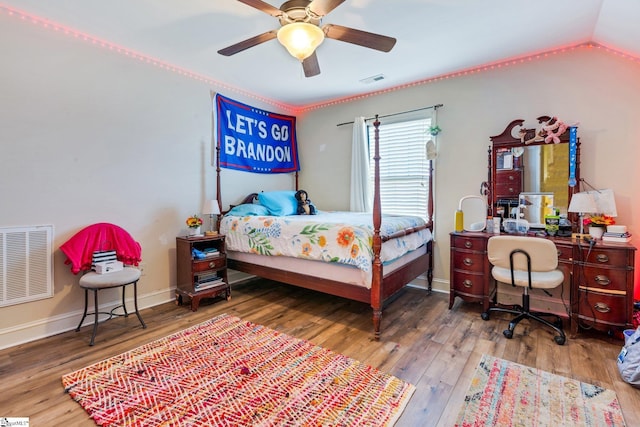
449, 232, 636, 336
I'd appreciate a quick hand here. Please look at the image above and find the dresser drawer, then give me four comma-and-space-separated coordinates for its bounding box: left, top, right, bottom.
494, 171, 522, 198
578, 266, 629, 293
495, 183, 521, 198
452, 251, 486, 273
451, 235, 487, 252
193, 256, 226, 272
451, 271, 485, 294
555, 244, 573, 262
576, 247, 630, 267
577, 291, 628, 326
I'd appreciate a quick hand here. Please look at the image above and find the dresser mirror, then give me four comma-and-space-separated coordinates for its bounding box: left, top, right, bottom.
486, 117, 580, 221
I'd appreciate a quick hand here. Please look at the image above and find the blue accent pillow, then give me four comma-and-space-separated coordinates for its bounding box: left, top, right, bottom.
258, 191, 297, 216
226, 204, 270, 217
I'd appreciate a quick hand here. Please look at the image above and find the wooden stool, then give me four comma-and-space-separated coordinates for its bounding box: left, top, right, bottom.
76, 267, 146, 346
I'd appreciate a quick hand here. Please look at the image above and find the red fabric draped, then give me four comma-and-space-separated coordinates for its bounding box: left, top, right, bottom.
60, 223, 142, 274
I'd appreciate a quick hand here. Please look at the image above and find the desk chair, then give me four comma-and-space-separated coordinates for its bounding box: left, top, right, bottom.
481, 235, 566, 345
60, 223, 147, 346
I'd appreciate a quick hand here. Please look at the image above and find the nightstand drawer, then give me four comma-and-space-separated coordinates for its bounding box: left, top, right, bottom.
193, 257, 226, 272
577, 291, 628, 326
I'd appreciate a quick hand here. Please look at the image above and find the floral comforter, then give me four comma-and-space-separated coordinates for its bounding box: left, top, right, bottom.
219, 211, 431, 275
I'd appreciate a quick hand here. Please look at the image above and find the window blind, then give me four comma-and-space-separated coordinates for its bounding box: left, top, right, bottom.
367, 117, 432, 221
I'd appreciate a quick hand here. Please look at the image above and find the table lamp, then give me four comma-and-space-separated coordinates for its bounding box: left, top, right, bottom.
202, 199, 221, 236
567, 192, 597, 236
587, 188, 617, 217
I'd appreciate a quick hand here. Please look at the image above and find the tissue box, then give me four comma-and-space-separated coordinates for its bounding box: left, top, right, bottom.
94, 260, 124, 274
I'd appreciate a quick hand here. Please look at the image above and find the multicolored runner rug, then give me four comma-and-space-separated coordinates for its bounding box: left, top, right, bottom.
455, 354, 626, 426
62, 313, 415, 426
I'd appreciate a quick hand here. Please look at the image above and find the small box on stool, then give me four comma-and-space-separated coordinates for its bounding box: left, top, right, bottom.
94, 260, 124, 274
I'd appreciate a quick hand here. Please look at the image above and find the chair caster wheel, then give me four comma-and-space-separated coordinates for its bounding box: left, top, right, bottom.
481, 312, 490, 321
503, 329, 513, 339
554, 335, 566, 345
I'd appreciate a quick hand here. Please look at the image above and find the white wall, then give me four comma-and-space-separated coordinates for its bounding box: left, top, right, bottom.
0, 14, 288, 348
2, 13, 639, 348
298, 48, 640, 294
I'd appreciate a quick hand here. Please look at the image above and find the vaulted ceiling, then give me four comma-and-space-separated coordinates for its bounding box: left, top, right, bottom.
3, 0, 639, 112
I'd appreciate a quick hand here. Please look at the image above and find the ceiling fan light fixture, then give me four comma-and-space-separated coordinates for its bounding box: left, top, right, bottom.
277, 22, 324, 61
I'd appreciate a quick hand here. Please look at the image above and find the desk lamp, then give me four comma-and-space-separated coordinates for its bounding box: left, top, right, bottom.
567, 192, 597, 237
202, 199, 221, 236
587, 188, 617, 217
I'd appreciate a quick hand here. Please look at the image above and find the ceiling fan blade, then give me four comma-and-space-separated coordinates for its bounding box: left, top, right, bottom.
307, 0, 346, 17
237, 0, 283, 17
302, 52, 321, 77
323, 24, 396, 52
218, 30, 278, 56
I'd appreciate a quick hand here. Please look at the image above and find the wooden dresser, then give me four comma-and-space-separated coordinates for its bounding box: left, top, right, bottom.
449, 231, 636, 336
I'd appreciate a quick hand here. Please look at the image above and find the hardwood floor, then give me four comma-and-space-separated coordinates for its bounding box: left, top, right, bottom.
1, 279, 639, 426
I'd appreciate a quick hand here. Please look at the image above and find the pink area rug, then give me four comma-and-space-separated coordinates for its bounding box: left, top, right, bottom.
63, 313, 415, 426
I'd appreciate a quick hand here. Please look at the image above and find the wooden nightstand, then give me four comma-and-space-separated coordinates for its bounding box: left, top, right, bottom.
175, 235, 230, 311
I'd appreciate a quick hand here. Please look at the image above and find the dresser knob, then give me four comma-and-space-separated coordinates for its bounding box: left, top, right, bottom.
594, 275, 611, 286
463, 279, 473, 288
463, 258, 473, 267
557, 250, 562, 257
464, 241, 473, 249
596, 254, 609, 263
594, 302, 611, 313
508, 175, 514, 181
209, 261, 216, 268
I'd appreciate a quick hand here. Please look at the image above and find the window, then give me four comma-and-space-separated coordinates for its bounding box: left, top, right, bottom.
367, 114, 432, 221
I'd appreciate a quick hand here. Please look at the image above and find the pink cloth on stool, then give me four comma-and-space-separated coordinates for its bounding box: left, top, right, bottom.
60, 223, 142, 274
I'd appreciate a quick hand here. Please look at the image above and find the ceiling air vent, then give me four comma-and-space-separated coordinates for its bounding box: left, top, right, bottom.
360, 74, 385, 84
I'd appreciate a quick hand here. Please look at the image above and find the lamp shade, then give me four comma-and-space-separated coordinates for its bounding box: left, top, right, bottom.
277, 22, 325, 61
585, 189, 617, 217
202, 200, 221, 215
567, 192, 597, 214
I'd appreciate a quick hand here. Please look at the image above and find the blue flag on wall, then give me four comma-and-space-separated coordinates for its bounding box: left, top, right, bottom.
215, 94, 299, 174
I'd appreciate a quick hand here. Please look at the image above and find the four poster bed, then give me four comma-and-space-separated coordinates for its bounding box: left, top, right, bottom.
215, 118, 434, 339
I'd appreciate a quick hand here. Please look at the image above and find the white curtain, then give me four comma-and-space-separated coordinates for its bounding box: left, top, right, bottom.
350, 117, 372, 212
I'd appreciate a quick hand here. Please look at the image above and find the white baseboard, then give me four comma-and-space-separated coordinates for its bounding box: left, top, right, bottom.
0, 288, 175, 351
408, 276, 449, 294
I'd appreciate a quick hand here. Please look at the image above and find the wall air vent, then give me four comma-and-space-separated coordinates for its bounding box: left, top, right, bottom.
0, 225, 54, 307
360, 74, 386, 84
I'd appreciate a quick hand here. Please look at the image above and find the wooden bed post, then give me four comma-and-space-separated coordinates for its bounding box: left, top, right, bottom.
216, 112, 434, 341
215, 140, 223, 228
371, 117, 383, 340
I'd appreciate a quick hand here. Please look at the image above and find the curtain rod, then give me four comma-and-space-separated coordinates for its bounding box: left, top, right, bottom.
336, 103, 443, 127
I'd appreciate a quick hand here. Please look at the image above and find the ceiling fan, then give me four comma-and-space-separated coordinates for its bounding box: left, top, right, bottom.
218, 0, 397, 77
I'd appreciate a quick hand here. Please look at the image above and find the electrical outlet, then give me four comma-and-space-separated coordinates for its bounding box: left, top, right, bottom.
139, 262, 146, 276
